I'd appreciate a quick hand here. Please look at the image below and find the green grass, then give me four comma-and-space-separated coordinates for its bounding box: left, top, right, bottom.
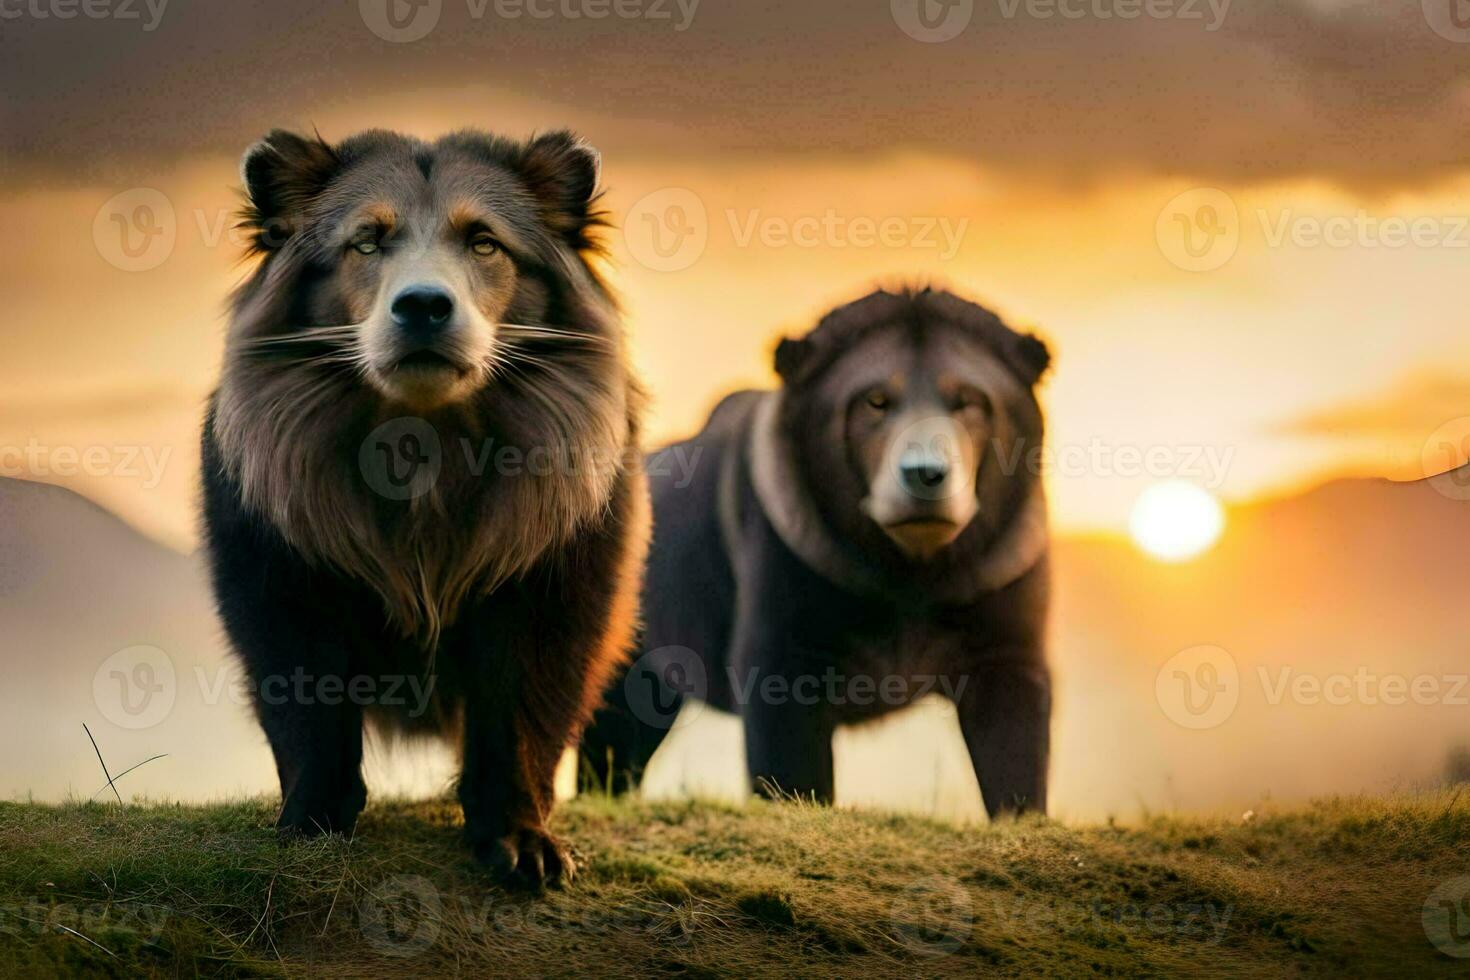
2, 791, 1468, 977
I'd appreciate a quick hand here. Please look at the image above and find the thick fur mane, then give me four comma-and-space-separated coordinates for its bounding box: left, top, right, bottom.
212, 214, 641, 647
747, 390, 1047, 604
758, 286, 1051, 602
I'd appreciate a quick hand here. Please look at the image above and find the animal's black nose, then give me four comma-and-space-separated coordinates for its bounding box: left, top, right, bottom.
391, 285, 454, 336
900, 457, 950, 493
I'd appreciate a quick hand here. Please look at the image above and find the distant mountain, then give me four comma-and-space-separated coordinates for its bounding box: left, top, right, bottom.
1045, 468, 1470, 818
0, 477, 452, 803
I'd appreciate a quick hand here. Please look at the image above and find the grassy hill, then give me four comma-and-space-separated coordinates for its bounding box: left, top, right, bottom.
2, 793, 1469, 977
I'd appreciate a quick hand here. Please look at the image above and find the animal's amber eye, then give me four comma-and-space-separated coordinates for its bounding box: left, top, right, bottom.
865, 389, 889, 411
956, 389, 992, 415
470, 234, 501, 256
352, 239, 379, 255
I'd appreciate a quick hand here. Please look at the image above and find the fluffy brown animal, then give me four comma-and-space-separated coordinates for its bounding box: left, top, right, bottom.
201, 127, 648, 887
585, 287, 1051, 816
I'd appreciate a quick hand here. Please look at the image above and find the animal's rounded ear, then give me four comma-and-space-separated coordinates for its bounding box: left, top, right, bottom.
519, 130, 601, 237
239, 130, 338, 248
1012, 333, 1052, 385
773, 337, 814, 384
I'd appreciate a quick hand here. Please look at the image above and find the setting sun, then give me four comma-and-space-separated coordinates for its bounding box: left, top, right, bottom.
1128, 480, 1226, 562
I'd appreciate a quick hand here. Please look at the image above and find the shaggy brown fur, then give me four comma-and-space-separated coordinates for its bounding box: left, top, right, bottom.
201, 127, 647, 887
585, 287, 1052, 816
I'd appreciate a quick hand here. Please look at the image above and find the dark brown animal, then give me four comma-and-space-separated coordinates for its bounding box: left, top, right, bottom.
584, 287, 1051, 817
201, 128, 648, 887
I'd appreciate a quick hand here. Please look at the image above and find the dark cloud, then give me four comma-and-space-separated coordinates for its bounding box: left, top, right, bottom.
2, 0, 1468, 188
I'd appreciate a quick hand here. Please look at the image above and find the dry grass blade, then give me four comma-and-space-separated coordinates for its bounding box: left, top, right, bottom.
81, 723, 122, 805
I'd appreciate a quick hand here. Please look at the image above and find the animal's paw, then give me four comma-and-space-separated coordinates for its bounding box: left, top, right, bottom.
473, 825, 575, 890
275, 808, 358, 844
275, 778, 366, 844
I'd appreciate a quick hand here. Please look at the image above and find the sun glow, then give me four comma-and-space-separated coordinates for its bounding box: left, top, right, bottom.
1128, 480, 1226, 562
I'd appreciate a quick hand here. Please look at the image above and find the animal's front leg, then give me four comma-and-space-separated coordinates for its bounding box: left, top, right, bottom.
956, 655, 1050, 818
732, 596, 836, 802
457, 648, 574, 889
267, 692, 366, 839
742, 682, 836, 803
240, 631, 367, 840
457, 586, 628, 889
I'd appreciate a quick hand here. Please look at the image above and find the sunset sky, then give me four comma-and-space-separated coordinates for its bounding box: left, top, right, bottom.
3, 0, 1469, 550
